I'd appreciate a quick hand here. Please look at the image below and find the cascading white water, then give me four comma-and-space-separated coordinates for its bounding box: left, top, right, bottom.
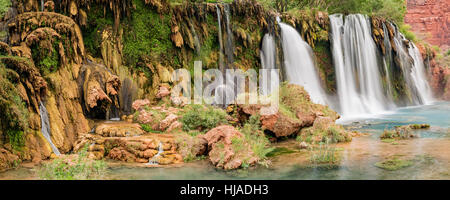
382, 23, 394, 101
215, 5, 225, 71
329, 14, 392, 118
146, 142, 164, 165
279, 22, 328, 105
260, 34, 277, 95
389, 23, 433, 105
39, 101, 61, 156
408, 43, 434, 104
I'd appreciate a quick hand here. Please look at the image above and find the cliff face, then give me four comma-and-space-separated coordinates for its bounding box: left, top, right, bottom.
405, 0, 450, 51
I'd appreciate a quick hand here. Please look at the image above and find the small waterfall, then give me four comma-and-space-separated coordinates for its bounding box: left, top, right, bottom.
146, 142, 164, 165
215, 5, 225, 72
223, 4, 234, 66
260, 34, 277, 95
39, 101, 61, 156
278, 22, 328, 105
329, 14, 391, 118
408, 43, 434, 104
189, 23, 201, 55
41, 0, 44, 12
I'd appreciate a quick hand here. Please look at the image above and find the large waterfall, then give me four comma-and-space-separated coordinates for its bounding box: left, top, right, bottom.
329, 14, 393, 118
329, 14, 433, 119
39, 101, 61, 156
279, 22, 328, 105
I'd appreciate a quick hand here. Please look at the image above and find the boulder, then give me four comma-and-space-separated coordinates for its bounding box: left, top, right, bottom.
202, 125, 258, 170
132, 99, 150, 111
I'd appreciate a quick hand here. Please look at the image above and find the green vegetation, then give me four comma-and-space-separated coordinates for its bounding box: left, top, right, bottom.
82, 3, 114, 57
297, 124, 352, 144
240, 115, 274, 162
0, 63, 29, 150
380, 125, 416, 139
30, 40, 61, 75
37, 146, 107, 180
266, 147, 296, 157
375, 155, 413, 171
0, 0, 11, 19
180, 104, 228, 132
408, 124, 430, 129
309, 140, 340, 164
123, 0, 176, 68
140, 123, 163, 133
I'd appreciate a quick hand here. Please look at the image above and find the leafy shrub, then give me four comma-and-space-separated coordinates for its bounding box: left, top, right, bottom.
37, 146, 107, 180
180, 105, 228, 132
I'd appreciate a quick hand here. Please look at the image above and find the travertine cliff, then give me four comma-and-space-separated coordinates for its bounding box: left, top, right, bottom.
405, 0, 450, 50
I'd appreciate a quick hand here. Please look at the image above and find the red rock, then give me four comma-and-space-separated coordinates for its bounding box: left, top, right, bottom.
405, 0, 450, 51
166, 121, 182, 133
156, 85, 171, 99
159, 114, 178, 131
132, 99, 150, 111
202, 125, 258, 170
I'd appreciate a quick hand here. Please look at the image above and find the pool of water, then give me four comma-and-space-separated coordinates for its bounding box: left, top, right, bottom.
1, 102, 449, 180
343, 101, 450, 138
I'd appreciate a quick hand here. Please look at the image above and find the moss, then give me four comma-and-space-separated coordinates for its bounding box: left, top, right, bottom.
313, 41, 336, 93
375, 156, 413, 171
123, 0, 176, 68
0, 0, 11, 19
266, 147, 296, 157
82, 4, 114, 57
380, 125, 417, 139
30, 39, 61, 75
0, 63, 29, 150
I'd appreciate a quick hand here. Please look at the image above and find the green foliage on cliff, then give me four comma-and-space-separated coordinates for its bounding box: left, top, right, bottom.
37, 145, 107, 180
123, 0, 175, 67
180, 104, 229, 132
259, 0, 406, 25
82, 4, 114, 57
30, 40, 60, 75
0, 0, 11, 19
0, 64, 28, 150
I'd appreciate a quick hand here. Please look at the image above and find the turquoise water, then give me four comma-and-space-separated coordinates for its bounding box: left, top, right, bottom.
344, 101, 450, 138
1, 102, 449, 180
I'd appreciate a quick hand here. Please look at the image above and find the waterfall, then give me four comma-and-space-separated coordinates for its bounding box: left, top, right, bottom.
389, 23, 433, 105
41, 0, 44, 11
329, 14, 392, 118
223, 4, 234, 66
189, 23, 201, 55
408, 43, 434, 104
278, 22, 328, 105
382, 23, 394, 101
146, 142, 164, 165
215, 5, 225, 72
39, 101, 61, 156
260, 34, 277, 95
